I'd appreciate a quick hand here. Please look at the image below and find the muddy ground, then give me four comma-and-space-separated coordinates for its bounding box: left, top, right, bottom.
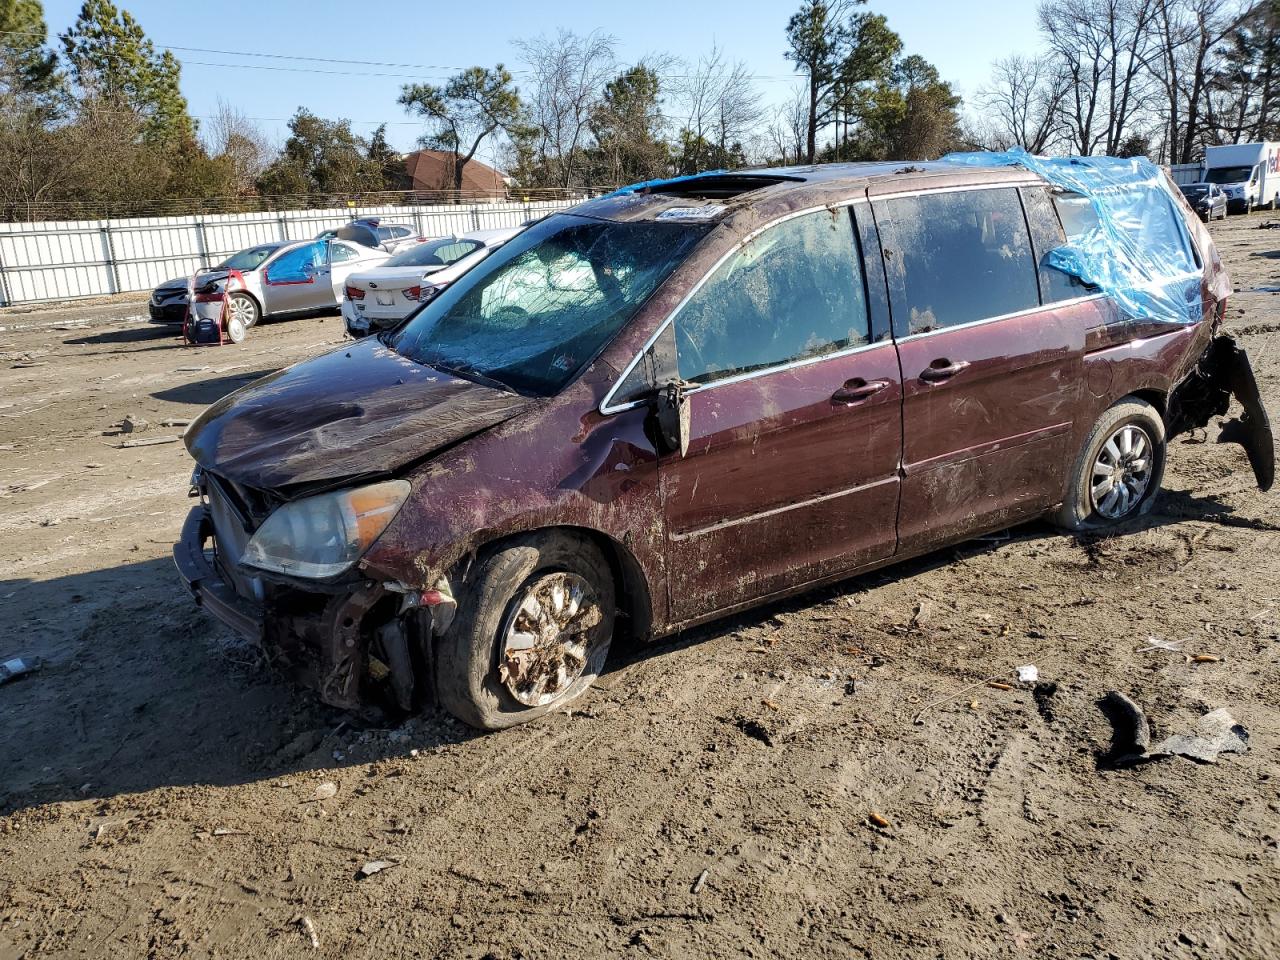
1, 216, 1279, 960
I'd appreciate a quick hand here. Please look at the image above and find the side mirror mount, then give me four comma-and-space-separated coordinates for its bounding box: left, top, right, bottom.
645, 379, 691, 458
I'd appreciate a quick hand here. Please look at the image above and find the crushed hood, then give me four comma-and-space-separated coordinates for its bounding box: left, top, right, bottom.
185, 337, 536, 491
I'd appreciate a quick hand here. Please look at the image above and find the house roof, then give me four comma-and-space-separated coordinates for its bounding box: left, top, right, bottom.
404, 150, 506, 194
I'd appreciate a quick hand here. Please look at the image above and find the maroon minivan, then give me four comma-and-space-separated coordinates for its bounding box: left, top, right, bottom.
176, 162, 1272, 729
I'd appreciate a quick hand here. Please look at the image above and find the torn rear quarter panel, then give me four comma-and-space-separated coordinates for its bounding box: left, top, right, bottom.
1168, 334, 1275, 491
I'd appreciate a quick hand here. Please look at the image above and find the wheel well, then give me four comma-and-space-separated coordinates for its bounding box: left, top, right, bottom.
231, 289, 262, 314
1127, 388, 1167, 419
465, 525, 653, 648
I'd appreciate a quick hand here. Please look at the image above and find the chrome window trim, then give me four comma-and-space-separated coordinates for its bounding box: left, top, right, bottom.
598, 198, 869, 415
872, 178, 1043, 202
598, 177, 1078, 416
894, 292, 1108, 344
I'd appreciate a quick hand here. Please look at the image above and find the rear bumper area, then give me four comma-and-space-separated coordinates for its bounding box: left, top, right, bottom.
173, 506, 264, 640
1168, 334, 1275, 491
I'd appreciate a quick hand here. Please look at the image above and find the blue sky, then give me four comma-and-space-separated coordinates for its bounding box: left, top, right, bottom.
40, 0, 1043, 159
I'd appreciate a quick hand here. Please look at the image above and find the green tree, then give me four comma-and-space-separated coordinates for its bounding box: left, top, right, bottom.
59, 0, 192, 144
587, 65, 669, 185
399, 66, 522, 190
785, 0, 902, 163
0, 0, 58, 97
841, 55, 962, 161
256, 108, 384, 195
785, 0, 858, 163
366, 123, 408, 190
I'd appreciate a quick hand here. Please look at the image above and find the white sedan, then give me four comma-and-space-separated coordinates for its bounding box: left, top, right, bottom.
342, 227, 523, 337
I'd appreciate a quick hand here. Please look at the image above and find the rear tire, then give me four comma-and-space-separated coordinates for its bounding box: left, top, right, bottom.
435, 532, 616, 730
1053, 398, 1166, 531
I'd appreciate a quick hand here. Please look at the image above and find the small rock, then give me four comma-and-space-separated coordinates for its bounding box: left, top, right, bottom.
120, 414, 149, 433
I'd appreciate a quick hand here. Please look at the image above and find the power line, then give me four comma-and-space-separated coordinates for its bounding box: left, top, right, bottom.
0, 28, 804, 84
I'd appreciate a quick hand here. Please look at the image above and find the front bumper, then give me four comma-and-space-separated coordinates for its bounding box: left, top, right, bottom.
173, 506, 264, 640
174, 502, 427, 711
149, 298, 188, 324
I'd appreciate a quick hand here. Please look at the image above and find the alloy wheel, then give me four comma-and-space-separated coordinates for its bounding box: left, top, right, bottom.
1091, 423, 1153, 519
498, 572, 603, 707
229, 295, 256, 328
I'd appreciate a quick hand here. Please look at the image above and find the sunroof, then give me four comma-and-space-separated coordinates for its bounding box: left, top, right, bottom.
641, 174, 801, 200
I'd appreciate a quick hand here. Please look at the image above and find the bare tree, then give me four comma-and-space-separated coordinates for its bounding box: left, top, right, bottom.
204, 98, 271, 194
1038, 0, 1159, 155
977, 54, 1067, 152
766, 85, 809, 164
515, 29, 617, 188
671, 45, 764, 169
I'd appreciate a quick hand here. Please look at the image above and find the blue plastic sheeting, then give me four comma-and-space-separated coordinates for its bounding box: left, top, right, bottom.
600, 169, 729, 199
941, 148, 1204, 324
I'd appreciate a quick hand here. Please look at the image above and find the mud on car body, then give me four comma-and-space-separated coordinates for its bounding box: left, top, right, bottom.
175, 160, 1273, 730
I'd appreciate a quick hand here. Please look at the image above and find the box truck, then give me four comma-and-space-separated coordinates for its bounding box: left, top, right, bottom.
1204, 142, 1280, 213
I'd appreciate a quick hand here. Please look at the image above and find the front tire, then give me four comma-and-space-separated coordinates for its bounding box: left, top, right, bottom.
1053, 398, 1166, 531
435, 532, 616, 730
227, 292, 260, 330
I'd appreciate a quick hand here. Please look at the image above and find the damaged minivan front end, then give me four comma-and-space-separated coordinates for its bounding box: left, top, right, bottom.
173, 334, 537, 712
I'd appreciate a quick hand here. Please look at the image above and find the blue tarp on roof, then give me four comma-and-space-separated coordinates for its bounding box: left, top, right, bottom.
940, 148, 1204, 324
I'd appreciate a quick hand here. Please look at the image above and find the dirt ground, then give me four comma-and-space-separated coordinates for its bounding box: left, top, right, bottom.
1, 216, 1279, 960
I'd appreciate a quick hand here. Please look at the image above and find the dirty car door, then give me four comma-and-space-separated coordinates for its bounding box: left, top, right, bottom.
262, 241, 328, 313
873, 185, 1082, 553
661, 206, 902, 622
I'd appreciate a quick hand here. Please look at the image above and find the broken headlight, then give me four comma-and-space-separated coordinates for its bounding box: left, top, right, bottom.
241, 480, 410, 579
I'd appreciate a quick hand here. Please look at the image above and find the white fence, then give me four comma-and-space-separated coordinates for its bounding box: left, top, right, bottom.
0, 199, 578, 306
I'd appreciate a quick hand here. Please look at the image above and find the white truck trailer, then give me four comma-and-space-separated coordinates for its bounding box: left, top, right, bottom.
1203, 142, 1280, 213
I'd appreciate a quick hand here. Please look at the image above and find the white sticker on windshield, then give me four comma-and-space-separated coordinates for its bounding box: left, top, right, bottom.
656, 205, 725, 221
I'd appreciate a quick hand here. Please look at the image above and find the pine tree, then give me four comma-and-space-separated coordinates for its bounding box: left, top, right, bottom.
59, 0, 193, 144
0, 0, 58, 97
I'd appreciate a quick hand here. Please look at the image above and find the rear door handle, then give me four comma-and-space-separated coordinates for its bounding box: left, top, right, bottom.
831, 378, 890, 405
919, 359, 970, 383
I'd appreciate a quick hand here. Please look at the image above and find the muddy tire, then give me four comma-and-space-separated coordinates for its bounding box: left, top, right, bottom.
435, 531, 616, 730
1053, 398, 1166, 531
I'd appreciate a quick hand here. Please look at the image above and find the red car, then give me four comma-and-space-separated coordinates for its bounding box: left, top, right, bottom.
176, 162, 1272, 729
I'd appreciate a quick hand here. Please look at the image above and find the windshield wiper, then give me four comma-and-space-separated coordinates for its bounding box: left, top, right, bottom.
428, 359, 515, 393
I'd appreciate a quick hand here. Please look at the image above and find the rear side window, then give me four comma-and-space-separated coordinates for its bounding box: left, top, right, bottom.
876, 187, 1039, 335
1021, 186, 1078, 303
1052, 193, 1100, 241
674, 209, 870, 385
329, 242, 361, 262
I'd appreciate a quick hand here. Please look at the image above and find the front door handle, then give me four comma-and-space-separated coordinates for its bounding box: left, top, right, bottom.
919, 358, 970, 383
831, 378, 890, 405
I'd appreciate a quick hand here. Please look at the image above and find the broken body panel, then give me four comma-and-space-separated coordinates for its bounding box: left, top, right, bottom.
175, 159, 1272, 716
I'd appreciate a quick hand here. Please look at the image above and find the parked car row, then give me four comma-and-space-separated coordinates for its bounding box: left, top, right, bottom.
149, 218, 529, 336
341, 226, 523, 338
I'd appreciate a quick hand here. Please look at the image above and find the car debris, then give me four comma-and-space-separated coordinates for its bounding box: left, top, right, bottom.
356, 859, 397, 880
297, 915, 320, 950
116, 435, 181, 448
0, 656, 41, 685
1098, 691, 1249, 765
306, 781, 338, 802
